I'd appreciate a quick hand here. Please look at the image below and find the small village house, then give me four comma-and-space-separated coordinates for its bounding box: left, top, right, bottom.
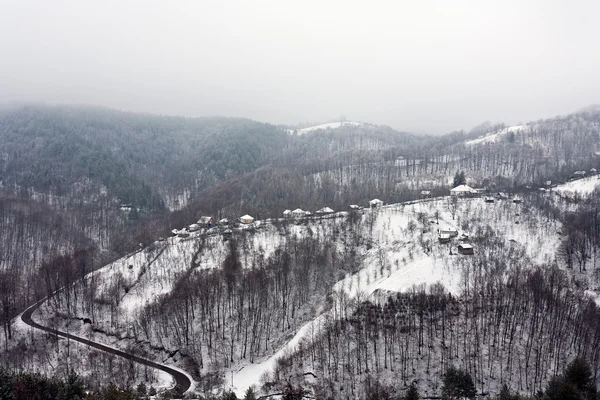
457, 244, 474, 255
450, 185, 477, 197
439, 227, 459, 237
291, 208, 306, 217
188, 223, 200, 232
283, 209, 292, 218
420, 190, 431, 198
349, 204, 361, 210
239, 214, 254, 224
197, 216, 214, 229
316, 207, 334, 214
369, 199, 384, 208
438, 234, 452, 244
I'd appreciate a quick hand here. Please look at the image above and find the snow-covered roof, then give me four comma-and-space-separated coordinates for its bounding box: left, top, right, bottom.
440, 227, 458, 232
458, 244, 473, 249
369, 199, 383, 204
420, 190, 431, 195
283, 209, 291, 215
349, 204, 360, 209
197, 216, 213, 224
450, 185, 476, 193
240, 214, 254, 220
316, 207, 334, 214
292, 208, 305, 214
219, 218, 229, 224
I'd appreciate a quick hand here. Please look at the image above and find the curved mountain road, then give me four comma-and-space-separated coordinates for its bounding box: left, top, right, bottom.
21, 298, 192, 395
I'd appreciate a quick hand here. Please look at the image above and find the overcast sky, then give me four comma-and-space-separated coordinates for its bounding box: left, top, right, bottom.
1, 0, 599, 134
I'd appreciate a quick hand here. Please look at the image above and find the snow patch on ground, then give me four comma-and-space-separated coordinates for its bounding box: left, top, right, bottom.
230, 314, 327, 397
465, 125, 525, 146
288, 121, 362, 135
553, 176, 600, 196
584, 290, 600, 307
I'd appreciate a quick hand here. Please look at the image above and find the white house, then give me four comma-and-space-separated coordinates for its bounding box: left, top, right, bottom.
439, 227, 459, 237
450, 185, 477, 196
291, 208, 306, 217
283, 209, 292, 217
369, 199, 384, 208
240, 215, 254, 224
316, 207, 334, 214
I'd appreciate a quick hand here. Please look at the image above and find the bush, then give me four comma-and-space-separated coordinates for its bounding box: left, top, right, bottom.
441, 366, 476, 400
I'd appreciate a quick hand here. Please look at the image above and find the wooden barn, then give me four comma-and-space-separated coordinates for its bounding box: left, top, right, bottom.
457, 244, 474, 255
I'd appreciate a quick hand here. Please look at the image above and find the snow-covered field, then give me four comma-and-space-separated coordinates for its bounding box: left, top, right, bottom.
227, 197, 561, 396
465, 125, 525, 146
553, 175, 600, 196
289, 121, 362, 135
15, 194, 569, 398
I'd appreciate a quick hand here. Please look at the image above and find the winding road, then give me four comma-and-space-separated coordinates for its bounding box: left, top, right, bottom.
21, 298, 192, 395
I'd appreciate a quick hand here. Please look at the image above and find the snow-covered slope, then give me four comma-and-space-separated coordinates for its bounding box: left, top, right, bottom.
553, 175, 600, 196
15, 194, 568, 398
289, 121, 362, 135
465, 125, 525, 146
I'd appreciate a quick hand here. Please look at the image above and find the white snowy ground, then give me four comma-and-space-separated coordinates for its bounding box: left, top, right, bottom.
288, 121, 362, 135
227, 197, 561, 396
553, 175, 600, 196
19, 195, 563, 397
464, 125, 525, 146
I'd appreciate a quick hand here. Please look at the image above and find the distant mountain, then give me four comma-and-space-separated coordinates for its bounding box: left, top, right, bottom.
0, 105, 288, 211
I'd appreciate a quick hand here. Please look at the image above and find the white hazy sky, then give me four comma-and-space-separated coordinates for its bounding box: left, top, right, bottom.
1, 0, 599, 133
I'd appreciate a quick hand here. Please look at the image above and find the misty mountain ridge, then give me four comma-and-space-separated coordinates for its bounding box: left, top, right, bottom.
1, 102, 600, 398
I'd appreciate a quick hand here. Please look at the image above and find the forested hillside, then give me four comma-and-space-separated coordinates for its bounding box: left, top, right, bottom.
8, 191, 600, 398
2, 104, 600, 398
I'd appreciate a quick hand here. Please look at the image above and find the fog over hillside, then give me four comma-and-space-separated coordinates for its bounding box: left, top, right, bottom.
2, 1, 600, 399
2, 1, 600, 133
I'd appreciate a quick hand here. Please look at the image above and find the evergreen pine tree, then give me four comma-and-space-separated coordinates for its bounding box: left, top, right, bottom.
441, 366, 476, 400
244, 387, 257, 400
405, 382, 420, 400
453, 171, 466, 187
563, 356, 597, 400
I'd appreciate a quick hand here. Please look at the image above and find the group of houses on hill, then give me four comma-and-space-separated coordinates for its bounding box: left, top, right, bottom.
175, 198, 387, 237
280, 199, 385, 219
438, 227, 474, 255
